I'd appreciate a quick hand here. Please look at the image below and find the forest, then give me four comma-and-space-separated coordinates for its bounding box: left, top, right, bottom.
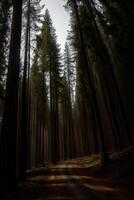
0, 0, 134, 199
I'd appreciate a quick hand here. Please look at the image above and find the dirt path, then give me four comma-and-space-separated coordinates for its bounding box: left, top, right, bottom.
2, 164, 133, 200
1, 151, 134, 200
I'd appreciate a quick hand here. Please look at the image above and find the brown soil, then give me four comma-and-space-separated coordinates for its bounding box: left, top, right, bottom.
1, 147, 134, 200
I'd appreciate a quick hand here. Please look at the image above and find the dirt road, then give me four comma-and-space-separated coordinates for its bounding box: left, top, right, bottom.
4, 165, 131, 200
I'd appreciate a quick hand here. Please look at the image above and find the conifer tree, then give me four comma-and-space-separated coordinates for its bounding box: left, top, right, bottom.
62, 43, 75, 158
0, 0, 23, 191
30, 9, 61, 164
0, 1, 11, 128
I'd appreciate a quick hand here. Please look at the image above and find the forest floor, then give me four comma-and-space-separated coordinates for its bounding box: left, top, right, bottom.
1, 147, 134, 200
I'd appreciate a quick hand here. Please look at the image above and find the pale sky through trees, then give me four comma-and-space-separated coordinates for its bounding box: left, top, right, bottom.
42, 0, 70, 51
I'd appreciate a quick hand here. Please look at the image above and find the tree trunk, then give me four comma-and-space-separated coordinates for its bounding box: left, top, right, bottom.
19, 0, 31, 181
0, 0, 23, 191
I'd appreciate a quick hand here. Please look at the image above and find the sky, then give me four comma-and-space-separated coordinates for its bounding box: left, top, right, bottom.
42, 0, 70, 51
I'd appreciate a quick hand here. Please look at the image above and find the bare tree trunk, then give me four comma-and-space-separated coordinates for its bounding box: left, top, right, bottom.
0, 0, 23, 191
20, 0, 31, 181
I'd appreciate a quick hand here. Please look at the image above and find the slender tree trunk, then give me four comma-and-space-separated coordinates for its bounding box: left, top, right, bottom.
20, 0, 31, 181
